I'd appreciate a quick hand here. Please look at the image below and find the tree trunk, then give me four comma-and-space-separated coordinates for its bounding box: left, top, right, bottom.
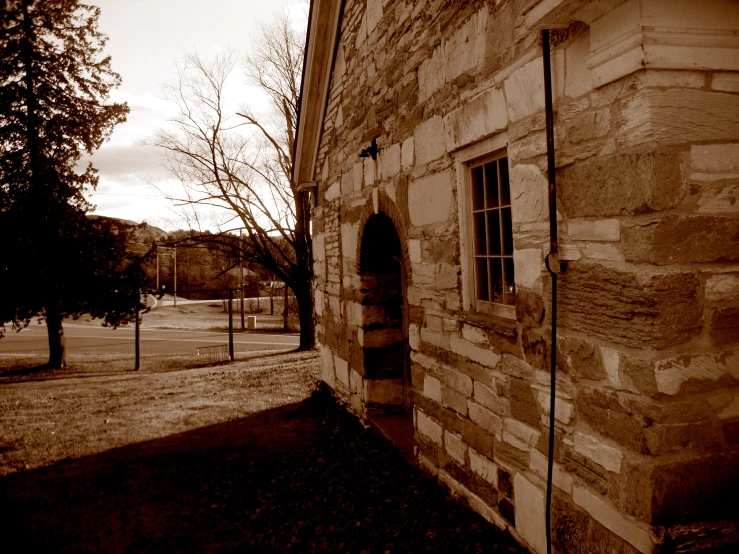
294, 280, 315, 351
283, 283, 288, 331
46, 307, 68, 368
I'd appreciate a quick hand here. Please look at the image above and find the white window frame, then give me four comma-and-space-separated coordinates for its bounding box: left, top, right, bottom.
454, 132, 516, 320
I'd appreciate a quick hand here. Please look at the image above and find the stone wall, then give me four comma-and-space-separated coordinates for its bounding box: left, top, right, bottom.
309, 0, 739, 552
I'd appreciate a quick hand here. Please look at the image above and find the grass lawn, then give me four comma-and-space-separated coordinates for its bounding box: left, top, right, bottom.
69, 297, 300, 333
0, 350, 527, 553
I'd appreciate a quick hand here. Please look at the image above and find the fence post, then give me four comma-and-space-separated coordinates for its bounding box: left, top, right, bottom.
134, 308, 140, 371
228, 288, 234, 362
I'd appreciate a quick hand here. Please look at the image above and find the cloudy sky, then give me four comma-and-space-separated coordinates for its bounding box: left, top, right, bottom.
85, 0, 306, 231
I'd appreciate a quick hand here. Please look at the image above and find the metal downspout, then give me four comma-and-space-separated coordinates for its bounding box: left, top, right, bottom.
542, 28, 560, 554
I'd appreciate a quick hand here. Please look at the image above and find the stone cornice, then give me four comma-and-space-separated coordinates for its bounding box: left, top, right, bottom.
587, 25, 739, 88
293, 0, 343, 190
525, 0, 629, 29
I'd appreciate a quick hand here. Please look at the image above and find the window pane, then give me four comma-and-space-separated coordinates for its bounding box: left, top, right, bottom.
501, 207, 513, 255
475, 258, 489, 302
503, 257, 516, 306
489, 258, 503, 304
499, 157, 511, 206
484, 162, 499, 209
474, 212, 486, 255
472, 165, 484, 211
487, 210, 501, 255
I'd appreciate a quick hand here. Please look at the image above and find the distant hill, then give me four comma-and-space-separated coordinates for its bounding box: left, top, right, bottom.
87, 215, 169, 247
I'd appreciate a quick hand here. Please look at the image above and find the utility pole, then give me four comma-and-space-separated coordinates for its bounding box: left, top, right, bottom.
239, 231, 245, 330
155, 249, 159, 291
173, 246, 177, 308
228, 288, 234, 362
134, 308, 140, 371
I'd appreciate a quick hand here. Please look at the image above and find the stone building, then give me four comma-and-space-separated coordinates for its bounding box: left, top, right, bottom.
292, 0, 739, 552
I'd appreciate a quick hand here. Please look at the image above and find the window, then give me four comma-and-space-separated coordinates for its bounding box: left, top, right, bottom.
469, 153, 515, 306
455, 136, 516, 318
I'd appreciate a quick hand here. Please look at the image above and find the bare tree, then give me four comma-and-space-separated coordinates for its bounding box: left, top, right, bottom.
155, 12, 314, 350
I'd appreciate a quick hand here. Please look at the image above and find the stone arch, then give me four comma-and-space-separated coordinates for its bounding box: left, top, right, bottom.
355, 191, 412, 411
355, 190, 412, 282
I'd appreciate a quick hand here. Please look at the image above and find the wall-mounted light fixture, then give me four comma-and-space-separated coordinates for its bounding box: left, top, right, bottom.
359, 137, 378, 160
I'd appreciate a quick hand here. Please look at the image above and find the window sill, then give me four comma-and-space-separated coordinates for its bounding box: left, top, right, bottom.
460, 310, 518, 338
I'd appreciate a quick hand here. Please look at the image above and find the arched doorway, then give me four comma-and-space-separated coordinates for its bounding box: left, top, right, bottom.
359, 212, 411, 411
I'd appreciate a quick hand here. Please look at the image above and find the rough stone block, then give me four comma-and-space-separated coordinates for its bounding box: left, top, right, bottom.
617, 88, 739, 149
623, 216, 739, 264
421, 327, 450, 350
553, 493, 643, 554
711, 307, 739, 346
418, 46, 444, 103
505, 418, 541, 447
512, 248, 544, 291
691, 143, 739, 173
444, 86, 507, 151
408, 170, 453, 226
558, 150, 683, 217
474, 381, 509, 416
379, 142, 401, 180
364, 156, 376, 186
601, 347, 621, 387
558, 336, 606, 382
409, 323, 420, 351
341, 222, 358, 259
654, 352, 739, 396
514, 474, 547, 554
423, 374, 442, 402
510, 164, 547, 224
401, 136, 414, 169
320, 345, 335, 389
468, 401, 503, 436
566, 108, 610, 143
350, 368, 363, 396
325, 181, 341, 202
414, 115, 447, 165
509, 378, 541, 428
568, 219, 620, 241
366, 0, 382, 34
504, 57, 545, 122
340, 169, 353, 196
651, 449, 739, 526
334, 355, 350, 388
530, 449, 572, 494
516, 290, 545, 328
573, 486, 654, 553
713, 72, 739, 93
352, 161, 364, 191
442, 385, 468, 415
559, 263, 702, 349
442, 365, 473, 397
450, 336, 502, 369
581, 243, 623, 262
417, 410, 443, 446
442, 5, 487, 82
444, 430, 467, 464
536, 391, 575, 424
576, 388, 649, 453
462, 323, 487, 345
574, 430, 623, 474
469, 448, 498, 486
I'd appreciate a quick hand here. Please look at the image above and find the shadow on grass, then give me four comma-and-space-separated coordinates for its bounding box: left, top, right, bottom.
0, 389, 526, 553
0, 349, 301, 385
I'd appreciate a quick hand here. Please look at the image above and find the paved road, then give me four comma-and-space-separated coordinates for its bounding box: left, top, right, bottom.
0, 323, 299, 356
